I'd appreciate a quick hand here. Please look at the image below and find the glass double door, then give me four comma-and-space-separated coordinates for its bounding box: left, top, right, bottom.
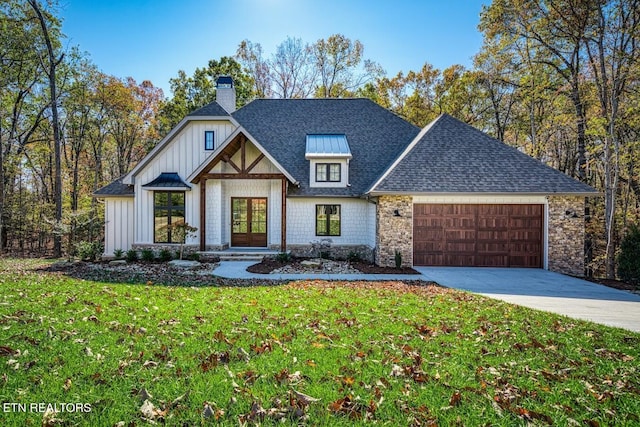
231, 198, 267, 247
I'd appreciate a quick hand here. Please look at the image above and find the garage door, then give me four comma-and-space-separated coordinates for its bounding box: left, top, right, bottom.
413, 204, 543, 267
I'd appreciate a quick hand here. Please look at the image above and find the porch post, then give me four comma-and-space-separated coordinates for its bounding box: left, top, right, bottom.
199, 179, 206, 251
281, 177, 287, 252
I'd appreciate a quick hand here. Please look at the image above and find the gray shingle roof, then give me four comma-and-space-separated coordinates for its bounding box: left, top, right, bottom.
371, 114, 597, 194
189, 101, 230, 117
94, 177, 134, 197
231, 99, 420, 196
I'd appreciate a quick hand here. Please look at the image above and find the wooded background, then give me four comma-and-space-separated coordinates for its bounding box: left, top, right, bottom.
1, 0, 638, 278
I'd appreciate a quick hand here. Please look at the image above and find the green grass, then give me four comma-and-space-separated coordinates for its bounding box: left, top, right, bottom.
0, 259, 639, 426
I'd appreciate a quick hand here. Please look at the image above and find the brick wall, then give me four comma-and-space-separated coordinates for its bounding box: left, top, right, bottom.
547, 196, 586, 276
375, 196, 413, 267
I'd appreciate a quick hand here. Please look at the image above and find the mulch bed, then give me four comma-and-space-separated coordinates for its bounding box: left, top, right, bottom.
246, 257, 421, 275
38, 260, 422, 288
584, 277, 639, 293
40, 261, 288, 287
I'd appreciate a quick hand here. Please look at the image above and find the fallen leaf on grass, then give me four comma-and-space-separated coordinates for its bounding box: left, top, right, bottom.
517, 407, 553, 424
142, 360, 158, 369
275, 369, 306, 385
137, 388, 153, 400
0, 345, 16, 356
202, 402, 224, 420
449, 391, 462, 406
291, 389, 320, 406
200, 351, 230, 372
328, 395, 376, 420
140, 399, 166, 421
42, 408, 64, 426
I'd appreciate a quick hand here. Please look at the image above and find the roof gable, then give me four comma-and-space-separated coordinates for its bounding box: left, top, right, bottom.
122, 103, 236, 185
188, 126, 297, 184
370, 114, 597, 195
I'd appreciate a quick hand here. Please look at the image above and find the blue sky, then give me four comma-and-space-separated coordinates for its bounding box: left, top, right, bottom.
59, 0, 488, 97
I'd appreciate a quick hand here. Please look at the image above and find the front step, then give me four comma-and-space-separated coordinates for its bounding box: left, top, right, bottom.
199, 250, 284, 262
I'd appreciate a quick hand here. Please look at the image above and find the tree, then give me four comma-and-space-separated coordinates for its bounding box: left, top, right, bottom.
480, 0, 594, 180
158, 56, 254, 131
583, 0, 640, 278
236, 39, 272, 98
28, 0, 64, 257
311, 34, 381, 98
270, 37, 316, 98
0, 0, 49, 251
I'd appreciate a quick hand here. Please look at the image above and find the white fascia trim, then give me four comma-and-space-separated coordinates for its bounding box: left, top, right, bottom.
305, 153, 353, 160
367, 191, 599, 197
365, 114, 443, 194
186, 126, 299, 185
122, 115, 239, 185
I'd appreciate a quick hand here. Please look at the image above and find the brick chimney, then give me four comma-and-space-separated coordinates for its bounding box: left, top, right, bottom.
216, 76, 236, 113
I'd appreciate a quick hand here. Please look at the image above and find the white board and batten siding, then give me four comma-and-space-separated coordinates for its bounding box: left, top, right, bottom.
133, 120, 236, 245
104, 197, 134, 256
287, 198, 376, 247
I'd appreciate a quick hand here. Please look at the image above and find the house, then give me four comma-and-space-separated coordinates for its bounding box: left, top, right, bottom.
95, 77, 597, 276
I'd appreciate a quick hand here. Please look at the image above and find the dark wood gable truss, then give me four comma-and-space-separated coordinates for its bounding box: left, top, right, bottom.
190, 132, 288, 251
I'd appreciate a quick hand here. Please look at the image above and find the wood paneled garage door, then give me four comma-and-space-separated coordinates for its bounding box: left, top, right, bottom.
413, 204, 543, 267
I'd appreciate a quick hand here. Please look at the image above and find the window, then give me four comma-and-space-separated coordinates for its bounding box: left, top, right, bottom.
204, 131, 215, 150
154, 191, 185, 243
316, 205, 341, 236
316, 163, 341, 182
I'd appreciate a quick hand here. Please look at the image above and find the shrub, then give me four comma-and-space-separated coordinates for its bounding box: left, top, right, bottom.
188, 252, 201, 262
159, 248, 173, 262
276, 252, 291, 262
126, 249, 138, 262
395, 250, 402, 269
347, 251, 361, 263
141, 248, 155, 262
618, 225, 640, 286
76, 241, 103, 262
113, 249, 124, 259
320, 251, 331, 260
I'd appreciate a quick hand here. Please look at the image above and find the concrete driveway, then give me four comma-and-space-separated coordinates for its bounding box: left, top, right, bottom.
415, 267, 640, 332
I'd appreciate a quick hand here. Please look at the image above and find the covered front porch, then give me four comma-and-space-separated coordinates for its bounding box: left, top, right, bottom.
188, 129, 296, 252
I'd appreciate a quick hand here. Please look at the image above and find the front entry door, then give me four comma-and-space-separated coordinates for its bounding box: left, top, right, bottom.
231, 198, 267, 247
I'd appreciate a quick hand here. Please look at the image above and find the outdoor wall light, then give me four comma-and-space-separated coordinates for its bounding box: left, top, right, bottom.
565, 209, 579, 218
393, 209, 402, 217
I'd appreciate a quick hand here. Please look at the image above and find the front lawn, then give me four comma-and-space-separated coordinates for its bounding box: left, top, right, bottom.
0, 259, 638, 426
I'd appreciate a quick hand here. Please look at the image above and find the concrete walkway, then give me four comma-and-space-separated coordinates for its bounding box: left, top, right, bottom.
212, 262, 640, 332
213, 261, 420, 281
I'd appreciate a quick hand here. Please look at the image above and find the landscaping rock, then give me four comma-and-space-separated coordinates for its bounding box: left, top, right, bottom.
109, 260, 127, 266
168, 260, 201, 269
300, 260, 322, 268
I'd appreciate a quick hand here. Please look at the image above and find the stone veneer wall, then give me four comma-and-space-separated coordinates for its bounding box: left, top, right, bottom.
547, 196, 586, 277
375, 196, 413, 267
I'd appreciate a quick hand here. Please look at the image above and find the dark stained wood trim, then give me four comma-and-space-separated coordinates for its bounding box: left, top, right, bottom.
201, 173, 285, 180
222, 154, 241, 173
241, 136, 246, 172
246, 153, 265, 174
281, 177, 287, 251
199, 179, 206, 250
